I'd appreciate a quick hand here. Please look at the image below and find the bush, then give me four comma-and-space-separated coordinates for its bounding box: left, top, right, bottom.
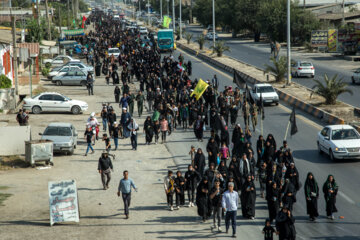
45, 62, 52, 68
0, 75, 12, 89
210, 41, 230, 57
42, 67, 50, 77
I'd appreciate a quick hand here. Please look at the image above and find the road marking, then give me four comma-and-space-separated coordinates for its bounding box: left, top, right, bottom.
338, 191, 356, 205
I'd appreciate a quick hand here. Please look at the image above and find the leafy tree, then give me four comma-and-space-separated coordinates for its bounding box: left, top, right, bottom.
0, 75, 12, 89
26, 19, 43, 43
312, 74, 353, 105
237, 0, 261, 41
195, 34, 206, 50
210, 41, 230, 57
264, 56, 287, 82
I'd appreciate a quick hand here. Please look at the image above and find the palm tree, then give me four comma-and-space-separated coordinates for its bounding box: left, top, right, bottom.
195, 34, 206, 50
312, 74, 353, 105
210, 41, 230, 57
185, 32, 193, 44
264, 56, 287, 82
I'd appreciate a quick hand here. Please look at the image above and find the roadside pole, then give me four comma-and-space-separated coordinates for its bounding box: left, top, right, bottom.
179, 0, 182, 39
45, 0, 51, 40
160, 0, 163, 21
212, 0, 215, 48
147, 0, 150, 26
29, 58, 33, 98
172, 0, 175, 31
287, 0, 291, 85
11, 15, 19, 96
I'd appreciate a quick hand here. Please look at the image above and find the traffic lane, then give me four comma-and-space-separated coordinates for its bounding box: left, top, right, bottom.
169, 49, 360, 238
185, 26, 360, 107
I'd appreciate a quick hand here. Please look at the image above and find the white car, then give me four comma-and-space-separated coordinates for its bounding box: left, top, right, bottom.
43, 55, 77, 67
351, 68, 360, 84
206, 32, 218, 40
108, 48, 120, 58
250, 83, 279, 105
139, 27, 148, 35
291, 61, 315, 78
317, 125, 360, 160
23, 92, 88, 115
47, 66, 82, 80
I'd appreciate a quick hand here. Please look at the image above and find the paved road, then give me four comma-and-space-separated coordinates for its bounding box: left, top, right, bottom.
185, 25, 360, 108
165, 48, 360, 239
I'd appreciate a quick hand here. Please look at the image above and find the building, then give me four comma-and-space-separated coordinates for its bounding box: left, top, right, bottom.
0, 39, 14, 85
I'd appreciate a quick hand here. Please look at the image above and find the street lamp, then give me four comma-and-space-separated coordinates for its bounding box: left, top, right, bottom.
287, 0, 291, 85
147, 0, 150, 25
212, 0, 215, 48
179, 0, 182, 39
160, 0, 163, 21
172, 0, 175, 31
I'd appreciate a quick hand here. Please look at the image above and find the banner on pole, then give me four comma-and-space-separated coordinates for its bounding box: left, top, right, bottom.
191, 78, 209, 100
163, 15, 172, 28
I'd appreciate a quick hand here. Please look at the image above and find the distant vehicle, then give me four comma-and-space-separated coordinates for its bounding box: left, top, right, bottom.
43, 55, 77, 67
157, 29, 174, 52
291, 61, 315, 78
113, 15, 120, 20
40, 123, 78, 155
53, 61, 94, 73
52, 69, 89, 86
351, 68, 360, 84
317, 125, 360, 160
139, 27, 148, 35
108, 48, 121, 58
23, 92, 88, 115
250, 83, 279, 105
47, 66, 81, 81
206, 32, 218, 40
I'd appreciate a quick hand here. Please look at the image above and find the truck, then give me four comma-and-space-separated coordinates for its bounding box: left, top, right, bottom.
157, 29, 174, 52
250, 83, 279, 106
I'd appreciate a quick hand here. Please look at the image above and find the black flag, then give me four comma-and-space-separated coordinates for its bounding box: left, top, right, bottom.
259, 93, 265, 120
290, 106, 298, 136
233, 69, 246, 89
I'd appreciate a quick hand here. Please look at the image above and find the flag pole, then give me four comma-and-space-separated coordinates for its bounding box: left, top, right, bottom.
284, 120, 291, 141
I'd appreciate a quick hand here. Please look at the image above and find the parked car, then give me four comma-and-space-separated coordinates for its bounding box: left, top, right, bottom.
206, 32, 219, 40
291, 61, 315, 78
40, 123, 78, 155
317, 125, 360, 160
54, 61, 94, 73
250, 83, 279, 105
51, 69, 89, 86
351, 68, 360, 84
139, 27, 148, 35
47, 66, 82, 81
23, 92, 88, 114
43, 55, 77, 67
108, 48, 120, 58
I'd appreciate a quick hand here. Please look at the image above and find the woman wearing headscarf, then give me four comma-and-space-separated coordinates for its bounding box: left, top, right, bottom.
194, 115, 204, 141
143, 116, 154, 145
266, 181, 280, 223
304, 172, 319, 221
275, 206, 296, 240
218, 160, 229, 181
121, 108, 131, 138
206, 137, 219, 167
266, 133, 277, 151
282, 179, 297, 211
322, 174, 338, 220
196, 177, 211, 222
240, 175, 256, 219
194, 148, 206, 178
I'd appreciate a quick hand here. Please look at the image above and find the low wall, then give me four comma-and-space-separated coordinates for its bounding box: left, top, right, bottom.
0, 126, 31, 156
177, 42, 360, 130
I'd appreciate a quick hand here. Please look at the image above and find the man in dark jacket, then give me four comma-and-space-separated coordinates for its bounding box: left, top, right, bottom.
98, 152, 113, 190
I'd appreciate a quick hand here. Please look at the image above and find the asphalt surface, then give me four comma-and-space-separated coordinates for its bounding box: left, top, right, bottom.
165, 49, 360, 239
185, 25, 360, 108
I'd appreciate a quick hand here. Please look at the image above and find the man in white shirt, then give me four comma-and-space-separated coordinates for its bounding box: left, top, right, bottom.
222, 182, 239, 238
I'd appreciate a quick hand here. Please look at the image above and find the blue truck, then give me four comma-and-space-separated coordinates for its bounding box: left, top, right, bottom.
157, 29, 174, 52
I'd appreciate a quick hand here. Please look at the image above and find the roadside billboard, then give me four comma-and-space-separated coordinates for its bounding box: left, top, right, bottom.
328, 29, 338, 52
311, 30, 328, 47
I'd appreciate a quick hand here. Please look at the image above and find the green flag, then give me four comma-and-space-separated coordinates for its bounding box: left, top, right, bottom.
73, 19, 76, 28
163, 16, 171, 28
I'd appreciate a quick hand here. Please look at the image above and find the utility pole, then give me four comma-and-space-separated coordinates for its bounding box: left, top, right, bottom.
58, 6, 62, 38
189, 0, 193, 23
342, 0, 345, 25
160, 0, 162, 21
147, 0, 150, 25
303, 0, 305, 10
67, 0, 70, 28
75, 0, 79, 19
287, 0, 291, 85
29, 58, 33, 98
36, 0, 41, 27
45, 0, 51, 40
172, 0, 175, 31
179, 0, 182, 39
167, 0, 169, 16
11, 15, 19, 96
212, 0, 215, 48
138, 0, 141, 20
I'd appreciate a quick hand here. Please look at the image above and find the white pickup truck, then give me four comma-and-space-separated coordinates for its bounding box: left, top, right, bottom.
250, 83, 279, 106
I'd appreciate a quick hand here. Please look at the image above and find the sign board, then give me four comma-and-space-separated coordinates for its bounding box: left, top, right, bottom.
48, 180, 79, 226
328, 29, 338, 53
311, 30, 328, 47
